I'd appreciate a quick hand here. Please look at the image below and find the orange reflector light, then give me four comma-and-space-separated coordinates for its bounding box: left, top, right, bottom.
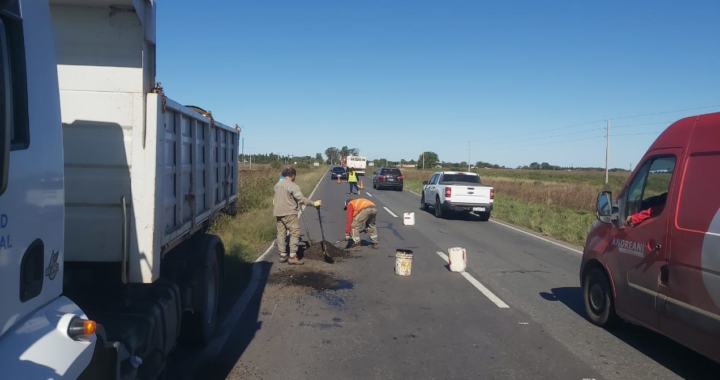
68, 317, 97, 339
83, 320, 97, 335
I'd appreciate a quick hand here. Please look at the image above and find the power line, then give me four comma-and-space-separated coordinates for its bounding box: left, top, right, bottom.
610, 131, 663, 138
472, 119, 604, 143
608, 104, 720, 121
472, 104, 720, 144
611, 121, 672, 129
484, 135, 604, 150
487, 126, 604, 147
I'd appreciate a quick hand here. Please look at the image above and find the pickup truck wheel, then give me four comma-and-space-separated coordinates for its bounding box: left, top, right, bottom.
181, 234, 222, 346
434, 198, 443, 218
478, 212, 490, 221
583, 268, 620, 327
420, 194, 426, 211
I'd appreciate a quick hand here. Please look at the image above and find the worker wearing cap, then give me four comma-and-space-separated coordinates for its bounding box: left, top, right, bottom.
344, 198, 378, 250
274, 167, 321, 264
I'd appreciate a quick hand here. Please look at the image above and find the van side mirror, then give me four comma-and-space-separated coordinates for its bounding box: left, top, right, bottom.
596, 191, 613, 223
422, 181, 428, 185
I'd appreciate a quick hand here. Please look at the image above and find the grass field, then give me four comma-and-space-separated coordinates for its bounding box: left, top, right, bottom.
400, 168, 633, 246
210, 166, 327, 298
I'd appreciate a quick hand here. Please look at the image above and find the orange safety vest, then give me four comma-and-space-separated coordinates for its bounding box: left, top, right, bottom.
348, 198, 375, 216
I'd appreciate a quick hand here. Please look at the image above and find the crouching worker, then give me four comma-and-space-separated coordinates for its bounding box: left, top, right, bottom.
274, 167, 321, 264
344, 198, 378, 251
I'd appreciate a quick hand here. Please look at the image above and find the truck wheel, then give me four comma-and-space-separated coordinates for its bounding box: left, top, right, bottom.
182, 234, 222, 346
434, 198, 443, 218
583, 268, 620, 327
420, 194, 426, 211
478, 212, 490, 221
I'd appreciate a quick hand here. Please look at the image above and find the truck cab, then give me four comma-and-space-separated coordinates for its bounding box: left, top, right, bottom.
581, 111, 720, 364
0, 1, 96, 378
0, 1, 239, 379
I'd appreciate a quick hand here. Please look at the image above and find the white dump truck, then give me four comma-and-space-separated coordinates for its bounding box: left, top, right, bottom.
0, 1, 238, 379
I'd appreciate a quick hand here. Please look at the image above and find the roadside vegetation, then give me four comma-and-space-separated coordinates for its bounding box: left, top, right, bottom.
400, 168, 632, 246
210, 166, 326, 300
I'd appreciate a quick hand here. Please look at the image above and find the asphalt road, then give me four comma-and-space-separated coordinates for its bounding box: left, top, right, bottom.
181, 175, 720, 380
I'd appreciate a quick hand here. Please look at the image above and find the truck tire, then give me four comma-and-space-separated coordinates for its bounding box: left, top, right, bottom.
420, 194, 426, 211
434, 197, 443, 218
583, 268, 620, 327
182, 234, 222, 346
478, 212, 490, 221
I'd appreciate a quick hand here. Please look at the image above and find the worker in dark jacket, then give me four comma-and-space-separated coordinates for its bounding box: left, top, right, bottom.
344, 198, 378, 250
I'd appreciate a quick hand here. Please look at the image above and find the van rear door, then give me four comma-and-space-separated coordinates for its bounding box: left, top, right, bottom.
608, 152, 678, 329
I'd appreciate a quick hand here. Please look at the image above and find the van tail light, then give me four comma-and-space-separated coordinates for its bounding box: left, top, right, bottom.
490, 189, 494, 200
68, 317, 97, 340
445, 187, 452, 198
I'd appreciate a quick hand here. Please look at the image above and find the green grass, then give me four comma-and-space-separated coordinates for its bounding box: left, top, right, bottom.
399, 168, 616, 247
491, 193, 596, 247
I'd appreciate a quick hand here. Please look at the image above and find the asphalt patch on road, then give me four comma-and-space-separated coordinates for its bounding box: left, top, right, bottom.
268, 268, 354, 292
301, 241, 355, 262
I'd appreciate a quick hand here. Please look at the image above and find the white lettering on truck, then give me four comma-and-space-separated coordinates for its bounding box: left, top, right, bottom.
612, 237, 644, 257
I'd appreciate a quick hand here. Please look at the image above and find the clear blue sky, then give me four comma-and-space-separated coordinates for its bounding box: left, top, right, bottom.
157, 0, 719, 169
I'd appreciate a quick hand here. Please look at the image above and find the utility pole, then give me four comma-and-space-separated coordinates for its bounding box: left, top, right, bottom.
605, 120, 610, 184
241, 137, 245, 169
467, 141, 471, 172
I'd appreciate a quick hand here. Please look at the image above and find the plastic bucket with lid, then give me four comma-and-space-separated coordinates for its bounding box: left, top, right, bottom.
448, 247, 467, 272
395, 249, 413, 276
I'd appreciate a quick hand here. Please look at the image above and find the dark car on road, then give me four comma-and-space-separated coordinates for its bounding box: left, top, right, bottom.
330, 166, 348, 180
372, 167, 403, 191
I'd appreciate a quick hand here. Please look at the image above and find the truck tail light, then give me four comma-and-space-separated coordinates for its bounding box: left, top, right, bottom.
445, 187, 452, 198
67, 317, 97, 340
490, 189, 494, 200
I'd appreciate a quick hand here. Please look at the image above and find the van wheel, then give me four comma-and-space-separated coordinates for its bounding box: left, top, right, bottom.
420, 194, 426, 211
181, 234, 222, 346
583, 268, 620, 327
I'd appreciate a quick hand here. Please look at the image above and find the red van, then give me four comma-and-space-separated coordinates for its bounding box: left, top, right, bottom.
581, 111, 720, 364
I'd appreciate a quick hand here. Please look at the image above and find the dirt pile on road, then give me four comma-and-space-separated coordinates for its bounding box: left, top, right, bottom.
301, 241, 354, 262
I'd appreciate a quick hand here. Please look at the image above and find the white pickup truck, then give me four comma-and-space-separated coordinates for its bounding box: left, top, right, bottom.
420, 171, 494, 221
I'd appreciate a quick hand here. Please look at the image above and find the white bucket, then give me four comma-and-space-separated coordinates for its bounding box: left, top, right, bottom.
403, 212, 415, 226
395, 249, 413, 276
448, 247, 467, 272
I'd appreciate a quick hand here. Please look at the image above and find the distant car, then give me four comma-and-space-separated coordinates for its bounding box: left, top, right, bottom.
330, 166, 348, 180
372, 167, 404, 191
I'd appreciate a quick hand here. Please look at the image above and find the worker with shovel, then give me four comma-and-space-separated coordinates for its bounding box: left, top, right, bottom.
344, 198, 378, 251
274, 167, 322, 265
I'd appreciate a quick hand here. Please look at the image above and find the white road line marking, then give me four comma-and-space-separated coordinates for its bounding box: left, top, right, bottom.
383, 206, 398, 218
199, 167, 328, 365
435, 251, 510, 308
489, 220, 583, 254
366, 192, 373, 197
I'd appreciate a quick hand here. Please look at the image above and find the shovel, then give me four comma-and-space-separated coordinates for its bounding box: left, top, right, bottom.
316, 206, 335, 264
301, 206, 315, 247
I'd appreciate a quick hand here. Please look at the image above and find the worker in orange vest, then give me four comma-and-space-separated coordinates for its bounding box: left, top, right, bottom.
344, 198, 378, 251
